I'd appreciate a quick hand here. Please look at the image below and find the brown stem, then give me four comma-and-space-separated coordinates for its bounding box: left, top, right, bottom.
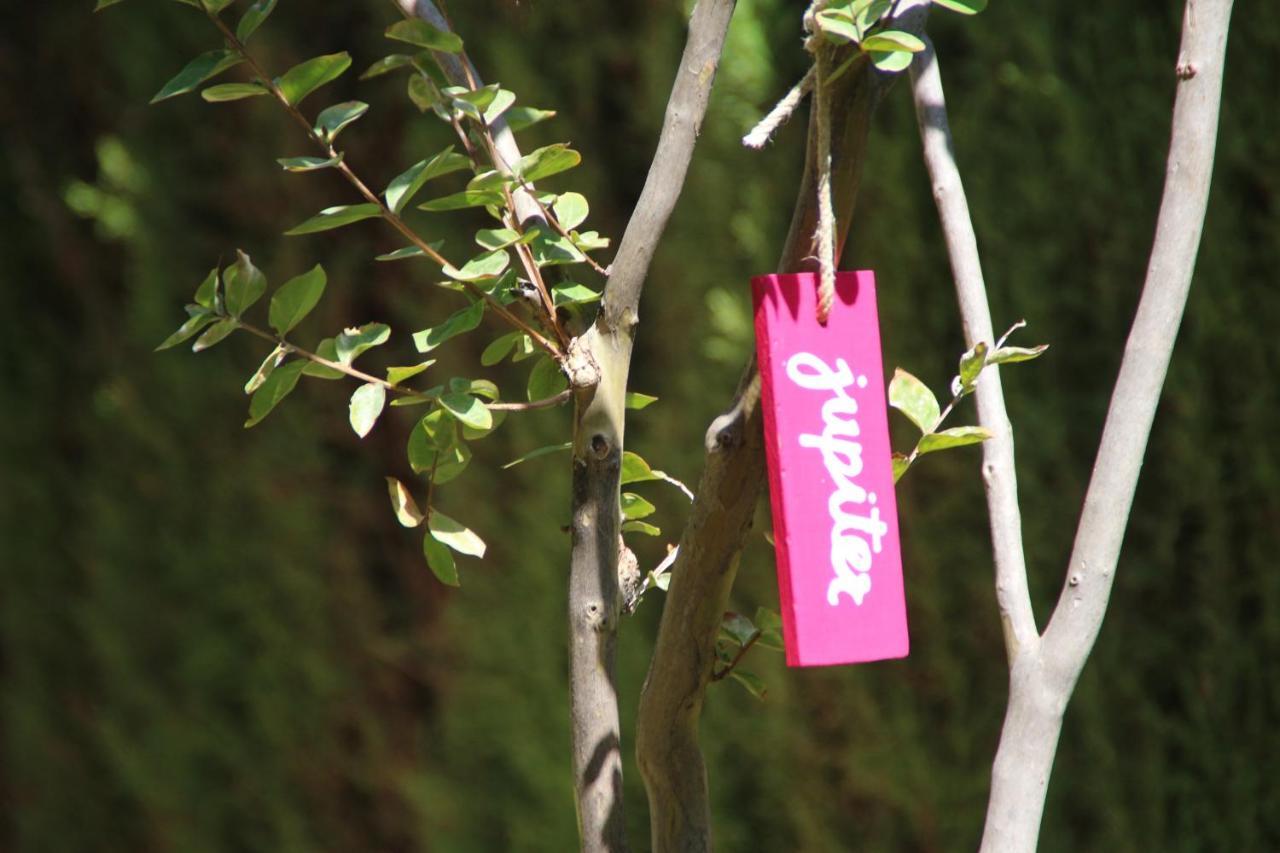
204, 9, 562, 359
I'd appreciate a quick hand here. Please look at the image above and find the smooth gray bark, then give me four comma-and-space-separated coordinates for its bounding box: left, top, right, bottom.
911, 2, 1233, 850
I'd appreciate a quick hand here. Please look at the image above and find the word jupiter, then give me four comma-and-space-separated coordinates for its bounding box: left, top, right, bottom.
785, 352, 889, 607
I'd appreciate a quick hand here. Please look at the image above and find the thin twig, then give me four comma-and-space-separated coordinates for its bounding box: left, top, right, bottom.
204, 9, 562, 359
709, 631, 760, 681
237, 320, 569, 412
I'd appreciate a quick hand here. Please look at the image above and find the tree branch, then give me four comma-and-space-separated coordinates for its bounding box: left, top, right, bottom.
908, 37, 1039, 661
565, 4, 738, 850
633, 18, 932, 847
963, 2, 1233, 851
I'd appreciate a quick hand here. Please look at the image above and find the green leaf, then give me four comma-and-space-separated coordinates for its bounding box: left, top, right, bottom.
483, 89, 516, 125
504, 106, 556, 131
721, 612, 759, 647
854, 0, 894, 31
439, 392, 493, 431
450, 377, 500, 402
348, 382, 386, 438
417, 189, 505, 212
202, 82, 270, 102
480, 332, 520, 367
386, 477, 425, 528
571, 230, 610, 252
814, 9, 861, 43
268, 264, 326, 337
223, 250, 266, 318
202, 0, 236, 13
933, 0, 988, 13
406, 75, 440, 113
313, 100, 368, 142
408, 411, 455, 471
515, 144, 581, 183
958, 341, 989, 388
444, 250, 509, 282
526, 356, 567, 401
375, 246, 429, 262
302, 337, 344, 379
428, 510, 486, 557
987, 344, 1049, 366
192, 317, 238, 351
151, 50, 242, 103
277, 154, 344, 172
386, 361, 435, 385
235, 0, 277, 42
752, 607, 785, 651
728, 669, 768, 700
335, 322, 391, 364
622, 521, 661, 537
385, 19, 464, 53
274, 52, 351, 106
869, 50, 915, 73
422, 532, 460, 586
529, 231, 586, 266
621, 492, 656, 520
384, 147, 470, 214
551, 283, 600, 306
502, 442, 571, 470
891, 452, 910, 483
860, 30, 925, 53
360, 54, 413, 80
244, 345, 286, 394
285, 203, 381, 235
474, 228, 523, 251
621, 451, 660, 485
94, 0, 127, 10
193, 266, 219, 309
244, 359, 305, 427
412, 300, 484, 353
156, 310, 216, 352
552, 192, 589, 230
888, 368, 940, 433
625, 392, 658, 410
916, 426, 992, 456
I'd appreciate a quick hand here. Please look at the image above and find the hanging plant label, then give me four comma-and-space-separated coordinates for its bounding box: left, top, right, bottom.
752, 271, 909, 667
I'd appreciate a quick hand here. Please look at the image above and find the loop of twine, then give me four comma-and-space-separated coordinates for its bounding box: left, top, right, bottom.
743, 2, 838, 325
809, 3, 836, 326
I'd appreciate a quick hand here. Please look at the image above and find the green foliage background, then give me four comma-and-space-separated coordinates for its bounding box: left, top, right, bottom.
2, 1, 1277, 850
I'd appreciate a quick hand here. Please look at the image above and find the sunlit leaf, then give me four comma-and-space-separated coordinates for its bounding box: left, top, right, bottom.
151, 50, 242, 103
156, 310, 216, 351
385, 18, 464, 53
412, 300, 484, 353
277, 154, 344, 172
235, 0, 277, 42
428, 510, 486, 557
502, 442, 571, 470
274, 52, 352, 106
417, 189, 505, 212
515, 143, 581, 182
244, 345, 286, 394
891, 452, 910, 483
202, 82, 269, 102
223, 250, 266, 318
622, 521, 661, 537
987, 344, 1049, 365
916, 425, 992, 455
888, 368, 940, 433
386, 477, 425, 528
313, 100, 368, 142
285, 203, 381, 236
527, 355, 567, 401
625, 392, 658, 410
335, 322, 390, 364
386, 361, 435, 385
268, 264, 326, 337
348, 382, 386, 438
621, 492, 656, 520
384, 147, 470, 213
504, 106, 556, 131
443, 249, 509, 282
439, 392, 492, 431
360, 54, 413, 80
552, 192, 589, 230
244, 360, 305, 427
933, 0, 988, 14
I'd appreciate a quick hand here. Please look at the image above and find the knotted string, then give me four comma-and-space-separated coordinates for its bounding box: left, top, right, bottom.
746, 3, 837, 325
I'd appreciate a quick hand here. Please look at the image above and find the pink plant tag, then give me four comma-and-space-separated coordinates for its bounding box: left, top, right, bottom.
752, 271, 909, 667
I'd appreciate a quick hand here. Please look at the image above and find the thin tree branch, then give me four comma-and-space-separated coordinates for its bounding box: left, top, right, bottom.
635, 5, 931, 849
237, 321, 570, 411
908, 37, 1039, 661
971, 2, 1234, 851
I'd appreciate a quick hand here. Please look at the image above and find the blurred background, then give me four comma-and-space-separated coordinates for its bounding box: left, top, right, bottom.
2, 0, 1277, 851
